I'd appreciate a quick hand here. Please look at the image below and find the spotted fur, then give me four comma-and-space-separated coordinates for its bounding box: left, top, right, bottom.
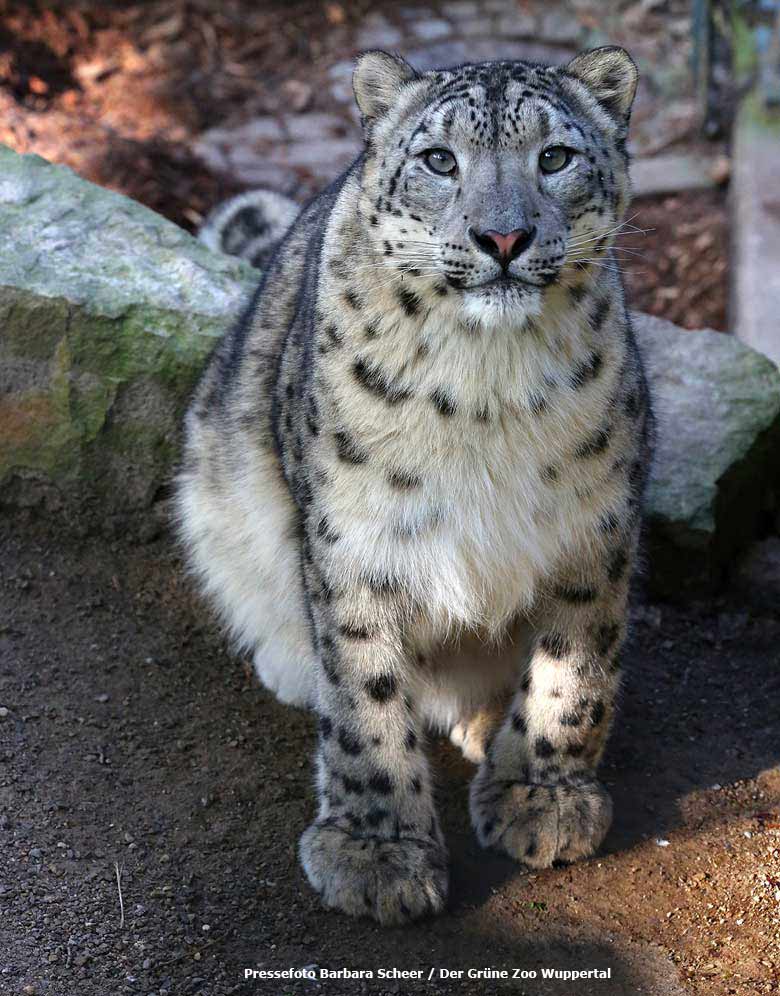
198, 188, 299, 268
176, 46, 653, 925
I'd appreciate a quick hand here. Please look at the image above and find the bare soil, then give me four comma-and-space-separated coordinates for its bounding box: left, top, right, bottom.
1, 518, 779, 996
621, 191, 730, 332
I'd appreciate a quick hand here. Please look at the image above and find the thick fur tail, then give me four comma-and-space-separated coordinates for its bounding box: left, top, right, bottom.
198, 189, 299, 269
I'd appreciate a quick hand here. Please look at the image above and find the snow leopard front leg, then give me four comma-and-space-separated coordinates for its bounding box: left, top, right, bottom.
470, 529, 637, 868
299, 539, 448, 925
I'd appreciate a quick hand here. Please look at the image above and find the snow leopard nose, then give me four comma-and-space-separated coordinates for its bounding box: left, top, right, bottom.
469, 226, 537, 265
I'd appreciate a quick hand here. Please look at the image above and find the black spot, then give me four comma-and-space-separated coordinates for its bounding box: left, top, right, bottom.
344, 288, 362, 310
589, 296, 610, 332
366, 673, 397, 702
342, 775, 364, 795
554, 583, 598, 604
321, 654, 340, 686
566, 742, 585, 757
319, 715, 333, 739
334, 430, 368, 465
368, 772, 393, 795
535, 736, 555, 759
542, 464, 559, 483
511, 711, 527, 735
560, 711, 583, 727
431, 388, 457, 417
590, 700, 606, 726
570, 350, 603, 389
339, 623, 373, 640
623, 388, 639, 418
405, 728, 418, 750
397, 286, 421, 316
607, 548, 629, 583
599, 510, 622, 534
316, 515, 340, 544
575, 427, 611, 458
597, 622, 620, 656
388, 469, 422, 490
411, 776, 422, 794
324, 323, 343, 348
568, 283, 588, 305
365, 806, 388, 827
539, 633, 571, 659
528, 393, 548, 415
352, 357, 411, 405
344, 810, 363, 829
525, 837, 538, 858
364, 318, 380, 339
305, 411, 319, 436
364, 573, 401, 596
629, 459, 645, 490
338, 728, 363, 756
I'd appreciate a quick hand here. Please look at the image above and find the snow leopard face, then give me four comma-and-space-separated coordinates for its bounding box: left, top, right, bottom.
354, 48, 637, 328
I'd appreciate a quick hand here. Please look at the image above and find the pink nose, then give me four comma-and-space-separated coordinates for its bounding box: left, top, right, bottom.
470, 226, 537, 264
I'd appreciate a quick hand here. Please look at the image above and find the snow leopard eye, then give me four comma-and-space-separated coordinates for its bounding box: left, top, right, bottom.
539, 146, 574, 173
423, 148, 458, 176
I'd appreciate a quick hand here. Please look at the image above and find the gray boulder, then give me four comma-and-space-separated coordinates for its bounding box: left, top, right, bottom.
0, 145, 258, 525
637, 312, 780, 596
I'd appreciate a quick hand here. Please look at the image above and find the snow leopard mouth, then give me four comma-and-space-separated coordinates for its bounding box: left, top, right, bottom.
460, 274, 549, 293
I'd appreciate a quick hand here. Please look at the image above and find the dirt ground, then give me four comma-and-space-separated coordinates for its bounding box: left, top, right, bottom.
1, 517, 779, 996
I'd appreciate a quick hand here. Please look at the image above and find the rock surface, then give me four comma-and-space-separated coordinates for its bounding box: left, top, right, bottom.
1, 147, 778, 595
0, 145, 258, 524
637, 312, 780, 595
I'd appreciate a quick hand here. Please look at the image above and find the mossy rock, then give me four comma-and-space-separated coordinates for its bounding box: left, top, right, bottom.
0, 145, 258, 519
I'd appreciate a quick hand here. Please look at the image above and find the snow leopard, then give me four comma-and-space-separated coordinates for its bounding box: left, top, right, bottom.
176, 46, 653, 925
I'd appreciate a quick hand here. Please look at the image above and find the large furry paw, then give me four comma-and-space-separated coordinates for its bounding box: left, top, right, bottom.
299, 822, 448, 925
469, 769, 612, 868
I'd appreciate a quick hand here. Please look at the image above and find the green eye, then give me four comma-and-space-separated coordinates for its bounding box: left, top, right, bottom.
424, 148, 457, 175
539, 146, 573, 173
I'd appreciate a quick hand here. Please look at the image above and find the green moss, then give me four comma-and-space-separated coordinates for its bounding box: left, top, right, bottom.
0, 144, 257, 512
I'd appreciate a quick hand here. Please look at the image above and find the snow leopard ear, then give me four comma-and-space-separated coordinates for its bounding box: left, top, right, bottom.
565, 46, 638, 123
353, 51, 417, 122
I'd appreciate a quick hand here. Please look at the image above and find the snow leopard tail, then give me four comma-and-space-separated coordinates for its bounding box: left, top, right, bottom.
198, 189, 299, 270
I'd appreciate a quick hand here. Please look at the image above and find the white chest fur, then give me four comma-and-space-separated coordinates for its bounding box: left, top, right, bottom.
317, 294, 623, 637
